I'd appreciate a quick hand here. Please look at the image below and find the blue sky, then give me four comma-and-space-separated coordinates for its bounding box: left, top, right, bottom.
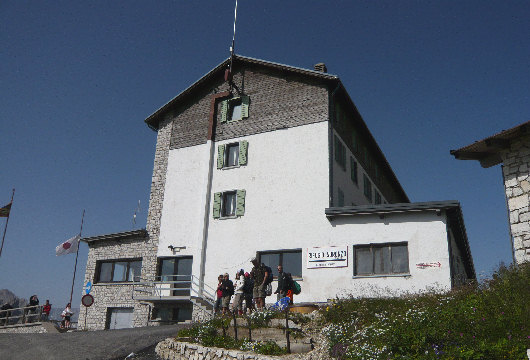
1, 1, 529, 308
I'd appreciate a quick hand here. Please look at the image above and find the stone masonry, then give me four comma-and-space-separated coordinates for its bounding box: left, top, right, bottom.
79, 116, 173, 330
502, 133, 530, 264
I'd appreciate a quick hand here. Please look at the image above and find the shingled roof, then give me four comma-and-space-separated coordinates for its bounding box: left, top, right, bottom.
450, 120, 530, 168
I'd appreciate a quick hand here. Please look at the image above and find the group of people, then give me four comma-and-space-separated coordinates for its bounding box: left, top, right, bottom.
214, 257, 296, 315
0, 294, 73, 329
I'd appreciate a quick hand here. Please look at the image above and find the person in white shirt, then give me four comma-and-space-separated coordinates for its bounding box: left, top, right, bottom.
231, 270, 245, 315
61, 303, 74, 329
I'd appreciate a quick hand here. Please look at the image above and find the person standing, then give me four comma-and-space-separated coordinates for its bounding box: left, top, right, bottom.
274, 265, 287, 301
42, 300, 51, 321
231, 270, 245, 315
61, 303, 73, 329
250, 258, 269, 311
214, 275, 224, 314
27, 295, 39, 323
220, 273, 234, 316
242, 272, 254, 314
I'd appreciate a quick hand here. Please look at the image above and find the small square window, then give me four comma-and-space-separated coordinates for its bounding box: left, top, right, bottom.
225, 143, 239, 167
222, 191, 237, 217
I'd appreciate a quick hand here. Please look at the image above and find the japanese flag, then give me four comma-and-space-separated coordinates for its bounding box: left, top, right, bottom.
56, 235, 80, 256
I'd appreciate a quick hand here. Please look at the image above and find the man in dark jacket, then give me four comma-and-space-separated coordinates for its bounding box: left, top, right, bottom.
274, 265, 287, 301
220, 273, 234, 315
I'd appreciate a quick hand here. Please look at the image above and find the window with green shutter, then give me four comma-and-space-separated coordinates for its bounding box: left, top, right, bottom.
220, 96, 250, 123
213, 189, 246, 218
217, 140, 249, 169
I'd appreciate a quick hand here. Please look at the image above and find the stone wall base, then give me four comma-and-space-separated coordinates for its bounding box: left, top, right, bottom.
155, 339, 283, 360
0, 323, 47, 334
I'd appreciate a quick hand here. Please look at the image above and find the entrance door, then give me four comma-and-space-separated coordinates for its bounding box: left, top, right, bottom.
159, 257, 193, 296
107, 308, 133, 329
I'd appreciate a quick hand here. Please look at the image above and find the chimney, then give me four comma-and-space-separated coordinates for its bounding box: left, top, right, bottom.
314, 63, 327, 73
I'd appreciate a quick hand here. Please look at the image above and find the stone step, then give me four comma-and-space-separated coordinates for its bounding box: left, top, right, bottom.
225, 327, 310, 344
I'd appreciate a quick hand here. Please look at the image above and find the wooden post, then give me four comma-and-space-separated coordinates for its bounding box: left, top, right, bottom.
39, 305, 43, 322
247, 315, 252, 341
285, 308, 291, 354
232, 311, 238, 341
22, 307, 26, 324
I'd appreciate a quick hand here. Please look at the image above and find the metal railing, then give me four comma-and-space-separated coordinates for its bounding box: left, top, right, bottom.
132, 274, 216, 307
0, 305, 44, 327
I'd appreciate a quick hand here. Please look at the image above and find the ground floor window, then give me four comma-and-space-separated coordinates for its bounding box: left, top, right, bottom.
258, 249, 302, 278
96, 258, 142, 283
151, 303, 192, 323
354, 243, 409, 276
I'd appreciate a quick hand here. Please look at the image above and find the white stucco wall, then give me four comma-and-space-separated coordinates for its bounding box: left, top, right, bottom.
332, 130, 386, 207
157, 143, 211, 278
158, 122, 454, 303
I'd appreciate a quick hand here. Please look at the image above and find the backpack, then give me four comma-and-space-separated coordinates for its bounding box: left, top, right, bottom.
242, 278, 253, 294
293, 281, 301, 295
264, 265, 274, 284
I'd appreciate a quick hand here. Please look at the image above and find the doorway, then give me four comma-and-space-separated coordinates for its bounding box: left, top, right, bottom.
158, 257, 193, 296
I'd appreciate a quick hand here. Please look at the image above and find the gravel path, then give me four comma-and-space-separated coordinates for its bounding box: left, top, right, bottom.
0, 325, 186, 360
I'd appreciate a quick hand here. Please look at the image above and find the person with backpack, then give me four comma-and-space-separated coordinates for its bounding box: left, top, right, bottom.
220, 273, 234, 315
284, 272, 295, 304
242, 272, 255, 314
250, 258, 269, 311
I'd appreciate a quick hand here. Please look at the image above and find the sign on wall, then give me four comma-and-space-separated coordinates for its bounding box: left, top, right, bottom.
307, 246, 348, 268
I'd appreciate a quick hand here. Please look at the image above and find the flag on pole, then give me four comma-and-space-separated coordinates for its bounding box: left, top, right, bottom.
0, 203, 11, 217
56, 235, 80, 256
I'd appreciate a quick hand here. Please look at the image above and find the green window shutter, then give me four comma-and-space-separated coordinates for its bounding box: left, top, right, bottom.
213, 192, 222, 218
220, 100, 228, 123
239, 140, 248, 165
235, 189, 246, 216
217, 144, 226, 169
241, 95, 250, 118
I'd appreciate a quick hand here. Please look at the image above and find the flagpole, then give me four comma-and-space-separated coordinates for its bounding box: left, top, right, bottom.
0, 189, 15, 259
69, 209, 85, 305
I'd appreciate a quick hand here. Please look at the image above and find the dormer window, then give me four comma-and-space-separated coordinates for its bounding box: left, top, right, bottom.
220, 95, 250, 123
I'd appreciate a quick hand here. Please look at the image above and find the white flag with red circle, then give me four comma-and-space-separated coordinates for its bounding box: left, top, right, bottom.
56, 235, 80, 256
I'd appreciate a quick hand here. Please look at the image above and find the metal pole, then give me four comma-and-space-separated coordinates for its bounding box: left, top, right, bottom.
69, 210, 85, 305
0, 189, 15, 258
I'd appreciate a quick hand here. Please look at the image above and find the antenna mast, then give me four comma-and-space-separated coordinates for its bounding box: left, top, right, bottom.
228, 0, 238, 88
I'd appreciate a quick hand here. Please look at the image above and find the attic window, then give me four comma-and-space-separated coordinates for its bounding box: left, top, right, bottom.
220, 96, 250, 123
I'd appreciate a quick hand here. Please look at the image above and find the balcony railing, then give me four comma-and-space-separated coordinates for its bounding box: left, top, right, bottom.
0, 305, 45, 328
132, 274, 216, 307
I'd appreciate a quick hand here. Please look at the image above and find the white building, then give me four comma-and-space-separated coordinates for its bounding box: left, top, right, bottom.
80, 56, 475, 330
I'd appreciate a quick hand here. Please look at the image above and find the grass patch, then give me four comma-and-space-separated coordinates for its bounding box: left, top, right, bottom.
321, 262, 530, 359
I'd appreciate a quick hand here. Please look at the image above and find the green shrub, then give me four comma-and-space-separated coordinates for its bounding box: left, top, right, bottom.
321, 262, 530, 360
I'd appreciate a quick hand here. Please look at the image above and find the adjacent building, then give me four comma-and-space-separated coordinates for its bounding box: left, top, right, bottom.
80, 55, 475, 330
451, 120, 530, 264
